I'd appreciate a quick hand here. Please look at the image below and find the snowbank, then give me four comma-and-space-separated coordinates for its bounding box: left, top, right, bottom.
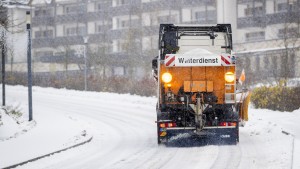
0, 109, 20, 140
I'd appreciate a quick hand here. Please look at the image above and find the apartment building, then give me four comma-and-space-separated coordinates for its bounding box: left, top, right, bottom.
31, 0, 236, 78
235, 0, 300, 82
0, 3, 29, 63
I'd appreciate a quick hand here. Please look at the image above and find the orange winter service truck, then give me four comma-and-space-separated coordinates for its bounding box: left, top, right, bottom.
152, 24, 249, 145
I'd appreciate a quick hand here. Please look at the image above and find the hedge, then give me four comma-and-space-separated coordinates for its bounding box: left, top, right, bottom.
251, 84, 300, 112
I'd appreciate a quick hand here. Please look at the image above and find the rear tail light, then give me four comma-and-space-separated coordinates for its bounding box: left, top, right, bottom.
159, 122, 176, 128
219, 122, 227, 126
159, 123, 166, 128
219, 122, 237, 127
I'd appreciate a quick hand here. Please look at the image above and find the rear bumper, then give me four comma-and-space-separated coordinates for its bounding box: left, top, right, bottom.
164, 126, 237, 138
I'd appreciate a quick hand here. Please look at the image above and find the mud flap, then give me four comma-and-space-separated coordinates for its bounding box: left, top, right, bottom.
205, 127, 239, 144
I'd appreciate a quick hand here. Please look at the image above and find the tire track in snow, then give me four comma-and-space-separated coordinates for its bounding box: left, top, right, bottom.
33, 94, 158, 169
210, 145, 242, 169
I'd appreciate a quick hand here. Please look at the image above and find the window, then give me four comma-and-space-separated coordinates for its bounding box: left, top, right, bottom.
35, 51, 53, 57
244, 6, 264, 16
64, 4, 85, 14
116, 0, 127, 6
255, 56, 260, 72
194, 10, 216, 23
142, 36, 157, 50
34, 9, 52, 17
66, 27, 77, 36
116, 19, 130, 29
195, 11, 205, 21
278, 27, 298, 38
158, 15, 177, 24
272, 55, 277, 70
35, 30, 53, 38
263, 56, 270, 70
277, 3, 288, 12
277, 2, 297, 12
65, 27, 86, 36
77, 27, 86, 35
96, 24, 111, 33
121, 20, 129, 28
206, 10, 216, 21
142, 0, 159, 2
245, 31, 265, 42
97, 43, 112, 54
113, 66, 125, 76
96, 1, 111, 11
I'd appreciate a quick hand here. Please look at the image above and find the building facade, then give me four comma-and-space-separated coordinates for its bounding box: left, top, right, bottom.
235, 0, 300, 84
1, 3, 29, 63
17, 0, 300, 83
30, 0, 236, 78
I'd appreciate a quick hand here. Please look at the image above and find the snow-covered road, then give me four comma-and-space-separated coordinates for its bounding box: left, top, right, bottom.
2, 86, 299, 169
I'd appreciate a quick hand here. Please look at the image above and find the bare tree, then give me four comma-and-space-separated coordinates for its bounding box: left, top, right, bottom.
279, 1, 300, 86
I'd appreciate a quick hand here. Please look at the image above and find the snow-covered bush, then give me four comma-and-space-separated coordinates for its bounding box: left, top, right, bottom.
251, 83, 300, 112
5, 72, 156, 96
0, 114, 2, 126
1, 105, 22, 122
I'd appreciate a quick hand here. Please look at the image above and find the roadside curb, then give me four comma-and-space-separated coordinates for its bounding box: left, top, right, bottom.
2, 136, 93, 169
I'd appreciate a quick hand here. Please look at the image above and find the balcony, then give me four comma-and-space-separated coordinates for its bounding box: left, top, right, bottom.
142, 25, 159, 36
109, 0, 141, 16
56, 13, 87, 24
86, 11, 111, 22
32, 16, 54, 26
54, 36, 84, 46
237, 11, 300, 28
33, 35, 85, 48
141, 0, 182, 12
181, 0, 216, 6
88, 33, 111, 43
237, 0, 264, 4
237, 16, 266, 28
267, 12, 299, 24
39, 55, 83, 63
32, 38, 55, 48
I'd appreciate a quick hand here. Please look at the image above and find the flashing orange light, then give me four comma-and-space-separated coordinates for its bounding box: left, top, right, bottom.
162, 72, 172, 83
225, 72, 235, 83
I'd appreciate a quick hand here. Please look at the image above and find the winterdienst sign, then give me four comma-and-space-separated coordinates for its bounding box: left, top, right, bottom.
165, 54, 235, 67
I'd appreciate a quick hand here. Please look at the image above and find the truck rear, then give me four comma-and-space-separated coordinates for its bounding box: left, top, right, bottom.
152, 24, 240, 144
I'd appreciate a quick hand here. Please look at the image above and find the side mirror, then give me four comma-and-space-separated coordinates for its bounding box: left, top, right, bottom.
152, 57, 158, 70
152, 57, 158, 81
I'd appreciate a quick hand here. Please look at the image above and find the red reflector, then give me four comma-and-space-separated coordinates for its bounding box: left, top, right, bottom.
219, 122, 227, 126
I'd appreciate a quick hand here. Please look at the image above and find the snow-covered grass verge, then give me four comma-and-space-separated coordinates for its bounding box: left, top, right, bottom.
0, 105, 36, 141
240, 105, 300, 169
0, 85, 93, 168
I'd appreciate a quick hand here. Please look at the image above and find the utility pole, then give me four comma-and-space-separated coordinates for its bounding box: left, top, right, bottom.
1, 5, 7, 107
26, 11, 33, 121
83, 36, 88, 91
1, 31, 5, 106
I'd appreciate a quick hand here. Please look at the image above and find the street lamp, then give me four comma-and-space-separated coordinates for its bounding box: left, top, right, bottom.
26, 11, 33, 121
83, 36, 88, 91
1, 30, 5, 106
